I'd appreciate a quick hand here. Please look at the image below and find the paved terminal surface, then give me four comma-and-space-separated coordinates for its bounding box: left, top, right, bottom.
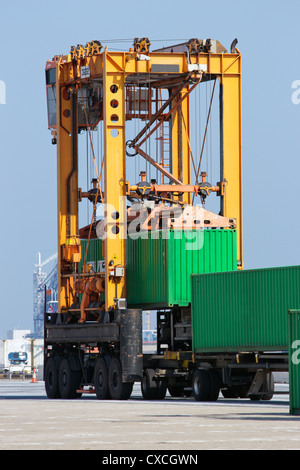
0, 379, 299, 451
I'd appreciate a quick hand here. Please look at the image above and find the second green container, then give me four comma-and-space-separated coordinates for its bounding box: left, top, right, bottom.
192, 265, 300, 353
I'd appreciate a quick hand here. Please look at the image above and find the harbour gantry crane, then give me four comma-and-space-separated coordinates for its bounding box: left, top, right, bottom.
44, 37, 243, 400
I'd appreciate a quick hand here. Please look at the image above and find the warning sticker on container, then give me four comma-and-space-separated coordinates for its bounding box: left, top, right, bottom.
81, 66, 90, 78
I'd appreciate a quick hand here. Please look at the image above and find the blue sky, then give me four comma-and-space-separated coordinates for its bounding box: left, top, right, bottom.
0, 0, 299, 335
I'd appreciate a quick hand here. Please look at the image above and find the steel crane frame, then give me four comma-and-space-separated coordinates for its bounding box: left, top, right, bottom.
49, 38, 242, 318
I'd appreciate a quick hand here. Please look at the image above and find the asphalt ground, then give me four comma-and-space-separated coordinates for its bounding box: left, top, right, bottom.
0, 379, 299, 451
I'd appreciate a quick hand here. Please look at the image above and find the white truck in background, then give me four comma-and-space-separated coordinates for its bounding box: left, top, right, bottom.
4, 352, 32, 379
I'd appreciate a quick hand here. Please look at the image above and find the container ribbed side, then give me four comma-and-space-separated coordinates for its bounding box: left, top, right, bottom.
79, 239, 103, 272
127, 232, 168, 307
192, 265, 300, 352
168, 229, 237, 306
79, 229, 237, 309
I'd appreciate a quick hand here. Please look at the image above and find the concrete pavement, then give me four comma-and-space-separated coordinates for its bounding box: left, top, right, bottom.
0, 380, 299, 450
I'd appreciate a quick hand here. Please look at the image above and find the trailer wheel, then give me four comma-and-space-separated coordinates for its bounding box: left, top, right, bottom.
141, 369, 167, 400
108, 357, 133, 400
221, 387, 239, 398
207, 369, 220, 401
156, 379, 168, 399
58, 358, 82, 399
94, 357, 109, 400
168, 384, 192, 397
142, 369, 157, 399
45, 356, 61, 399
168, 384, 184, 397
192, 368, 210, 401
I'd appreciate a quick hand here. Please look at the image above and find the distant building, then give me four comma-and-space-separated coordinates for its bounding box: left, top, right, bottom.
6, 330, 31, 340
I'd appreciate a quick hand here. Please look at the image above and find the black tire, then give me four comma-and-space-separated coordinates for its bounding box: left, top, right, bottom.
236, 384, 249, 398
45, 356, 61, 399
141, 369, 167, 400
168, 384, 193, 397
156, 379, 168, 399
168, 384, 185, 397
108, 357, 133, 400
207, 369, 220, 401
221, 387, 239, 398
94, 357, 109, 400
58, 358, 82, 399
192, 368, 211, 401
142, 369, 157, 399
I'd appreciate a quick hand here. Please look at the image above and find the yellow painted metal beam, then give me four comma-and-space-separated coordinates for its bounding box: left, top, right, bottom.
56, 62, 79, 312
219, 54, 243, 267
103, 50, 126, 311
171, 88, 191, 203
56, 51, 241, 85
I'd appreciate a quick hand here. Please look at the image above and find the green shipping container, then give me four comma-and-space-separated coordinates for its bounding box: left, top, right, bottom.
127, 229, 237, 308
79, 238, 104, 273
80, 229, 237, 308
191, 265, 300, 353
288, 310, 300, 415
